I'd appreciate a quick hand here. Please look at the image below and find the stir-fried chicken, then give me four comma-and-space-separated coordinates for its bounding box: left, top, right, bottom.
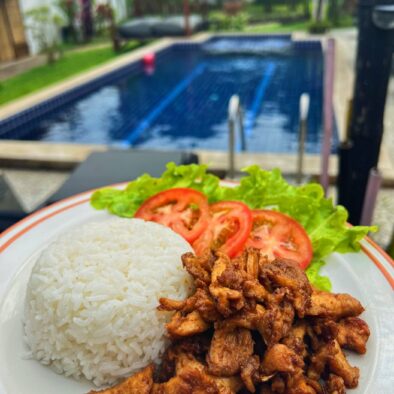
152, 365, 219, 394
259, 259, 312, 317
259, 300, 295, 346
281, 321, 308, 360
260, 344, 304, 375
307, 340, 359, 389
88, 364, 154, 394
327, 340, 360, 389
240, 355, 260, 393
325, 374, 346, 394
306, 290, 364, 320
285, 372, 319, 394
91, 249, 369, 394
336, 317, 370, 354
207, 327, 254, 376
166, 310, 209, 338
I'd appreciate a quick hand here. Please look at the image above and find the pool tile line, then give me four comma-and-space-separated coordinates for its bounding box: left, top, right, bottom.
123, 62, 208, 145
243, 62, 276, 144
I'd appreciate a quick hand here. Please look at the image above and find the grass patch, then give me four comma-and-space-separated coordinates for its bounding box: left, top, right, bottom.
0, 41, 145, 106
245, 21, 309, 33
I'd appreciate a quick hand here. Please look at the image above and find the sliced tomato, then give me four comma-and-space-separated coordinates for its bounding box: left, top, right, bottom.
134, 188, 210, 243
245, 210, 313, 269
192, 201, 252, 258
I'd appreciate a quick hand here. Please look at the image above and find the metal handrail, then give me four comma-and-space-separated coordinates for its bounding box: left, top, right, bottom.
297, 93, 310, 184
228, 95, 246, 179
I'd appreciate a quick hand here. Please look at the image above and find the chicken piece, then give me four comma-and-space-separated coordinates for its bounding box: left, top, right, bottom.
182, 252, 214, 285
337, 317, 370, 354
173, 353, 243, 394
306, 290, 364, 320
88, 364, 154, 394
259, 300, 295, 346
281, 321, 307, 359
209, 253, 245, 317
260, 344, 304, 375
160, 288, 221, 322
158, 294, 197, 313
307, 340, 338, 381
174, 352, 206, 375
240, 355, 260, 393
210, 286, 244, 317
259, 259, 312, 317
214, 376, 244, 394
285, 372, 318, 394
259, 384, 275, 394
207, 326, 254, 376
217, 254, 248, 290
166, 310, 209, 338
152, 366, 219, 394
311, 318, 339, 343
158, 334, 211, 381
194, 287, 222, 322
304, 378, 323, 394
327, 340, 359, 388
325, 374, 345, 394
243, 279, 268, 302
219, 304, 266, 331
307, 340, 359, 388
243, 248, 261, 279
270, 375, 286, 393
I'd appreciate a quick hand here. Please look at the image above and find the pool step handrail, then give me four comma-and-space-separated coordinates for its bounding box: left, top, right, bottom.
297, 93, 310, 184
228, 95, 246, 179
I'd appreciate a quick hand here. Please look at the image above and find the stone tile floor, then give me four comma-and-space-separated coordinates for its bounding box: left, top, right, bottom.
2, 168, 393, 249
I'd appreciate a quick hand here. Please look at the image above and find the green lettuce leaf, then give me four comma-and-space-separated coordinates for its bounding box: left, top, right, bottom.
91, 163, 221, 218
305, 260, 332, 292
90, 163, 376, 290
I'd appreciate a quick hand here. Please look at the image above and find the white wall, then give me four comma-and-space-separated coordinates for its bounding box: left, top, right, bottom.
19, 0, 128, 55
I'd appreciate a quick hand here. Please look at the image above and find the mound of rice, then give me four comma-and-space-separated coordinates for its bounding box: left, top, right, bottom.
24, 218, 193, 386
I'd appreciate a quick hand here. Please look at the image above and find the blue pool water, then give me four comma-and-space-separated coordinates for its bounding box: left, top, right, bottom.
0, 37, 337, 153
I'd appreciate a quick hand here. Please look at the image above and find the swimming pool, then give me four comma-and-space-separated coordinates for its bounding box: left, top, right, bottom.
0, 36, 337, 153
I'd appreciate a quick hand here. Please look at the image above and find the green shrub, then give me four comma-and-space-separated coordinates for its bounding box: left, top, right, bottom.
308, 20, 331, 34
209, 11, 249, 32
25, 6, 65, 64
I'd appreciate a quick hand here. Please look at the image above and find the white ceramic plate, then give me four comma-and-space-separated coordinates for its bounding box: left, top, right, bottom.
0, 183, 393, 394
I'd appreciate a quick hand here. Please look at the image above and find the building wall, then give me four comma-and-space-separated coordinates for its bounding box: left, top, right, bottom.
0, 0, 29, 61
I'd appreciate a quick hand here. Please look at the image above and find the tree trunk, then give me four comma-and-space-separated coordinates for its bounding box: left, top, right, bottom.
328, 0, 339, 25
262, 0, 273, 13
288, 0, 297, 12
304, 0, 311, 17
80, 0, 93, 42
183, 0, 191, 36
134, 0, 143, 16
316, 0, 325, 21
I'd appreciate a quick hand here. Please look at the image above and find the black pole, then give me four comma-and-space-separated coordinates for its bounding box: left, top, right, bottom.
337, 0, 394, 225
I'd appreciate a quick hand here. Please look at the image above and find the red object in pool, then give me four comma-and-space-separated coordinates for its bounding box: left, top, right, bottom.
143, 53, 155, 75
143, 53, 155, 67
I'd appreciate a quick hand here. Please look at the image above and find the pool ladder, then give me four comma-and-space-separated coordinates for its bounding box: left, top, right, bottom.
228, 95, 246, 179
227, 93, 310, 182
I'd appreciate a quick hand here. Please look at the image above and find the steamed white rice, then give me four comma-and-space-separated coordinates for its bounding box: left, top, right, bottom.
24, 218, 193, 386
